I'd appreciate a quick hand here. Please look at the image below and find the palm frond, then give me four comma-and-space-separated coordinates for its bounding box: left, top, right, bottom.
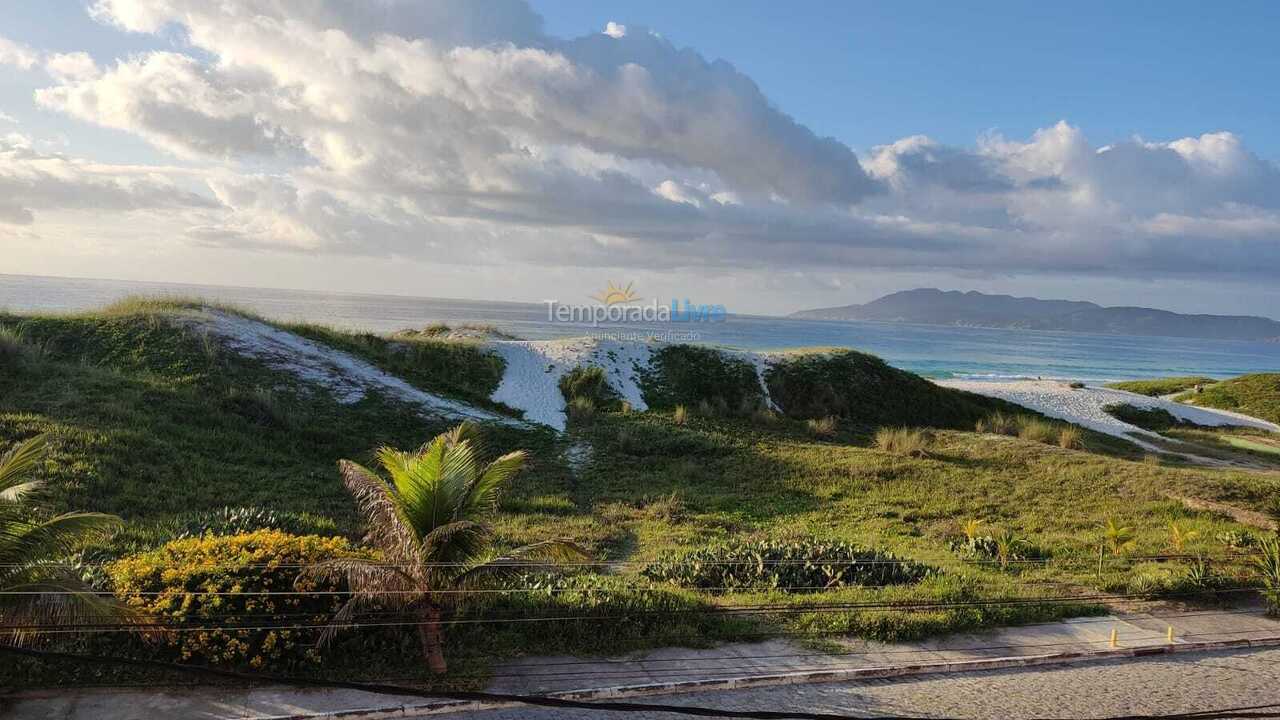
452, 539, 591, 588
459, 450, 526, 517
0, 435, 49, 494
337, 460, 420, 562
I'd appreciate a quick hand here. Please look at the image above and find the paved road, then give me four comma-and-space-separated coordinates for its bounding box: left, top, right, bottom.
471, 646, 1280, 720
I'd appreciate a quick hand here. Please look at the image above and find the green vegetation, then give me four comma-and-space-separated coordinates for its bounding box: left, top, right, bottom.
559, 365, 622, 412
317, 422, 584, 674
285, 323, 512, 413
1106, 376, 1217, 397
641, 539, 936, 591
764, 350, 1012, 428
975, 411, 1101, 452
4, 297, 1280, 688
109, 530, 362, 670
874, 427, 933, 457
640, 345, 763, 411
1104, 403, 1188, 432
1257, 536, 1280, 616
1, 435, 123, 645
1176, 373, 1280, 425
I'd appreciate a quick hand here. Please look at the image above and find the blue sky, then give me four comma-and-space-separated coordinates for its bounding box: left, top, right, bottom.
532, 0, 1280, 160
2, 1, 1280, 316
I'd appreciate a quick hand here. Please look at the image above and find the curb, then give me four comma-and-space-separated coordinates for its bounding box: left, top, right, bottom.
256, 635, 1280, 719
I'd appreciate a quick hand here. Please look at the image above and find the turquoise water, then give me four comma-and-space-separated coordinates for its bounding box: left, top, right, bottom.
3, 273, 1278, 383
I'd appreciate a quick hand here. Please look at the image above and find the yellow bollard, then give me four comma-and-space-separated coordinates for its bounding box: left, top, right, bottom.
1167, 626, 1174, 644
1110, 627, 1118, 648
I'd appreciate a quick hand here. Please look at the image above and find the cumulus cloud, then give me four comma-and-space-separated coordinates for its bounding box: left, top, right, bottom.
9, 0, 1280, 283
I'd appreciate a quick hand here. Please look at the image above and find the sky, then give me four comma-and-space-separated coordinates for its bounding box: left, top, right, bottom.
2, 1, 1280, 316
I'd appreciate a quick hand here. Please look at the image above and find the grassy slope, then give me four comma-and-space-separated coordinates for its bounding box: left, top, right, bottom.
1107, 376, 1217, 397
0, 305, 561, 529
4, 301, 1280, 684
1175, 373, 1280, 425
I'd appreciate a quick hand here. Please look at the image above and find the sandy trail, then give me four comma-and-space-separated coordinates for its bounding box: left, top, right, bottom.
936, 379, 1279, 451
195, 310, 519, 425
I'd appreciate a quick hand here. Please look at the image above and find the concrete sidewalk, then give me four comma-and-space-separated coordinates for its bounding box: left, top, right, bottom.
6, 606, 1280, 720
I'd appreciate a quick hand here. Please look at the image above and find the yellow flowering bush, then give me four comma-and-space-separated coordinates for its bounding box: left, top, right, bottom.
109, 530, 362, 670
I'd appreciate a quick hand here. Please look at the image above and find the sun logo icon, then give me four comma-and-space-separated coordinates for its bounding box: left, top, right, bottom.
591, 281, 641, 306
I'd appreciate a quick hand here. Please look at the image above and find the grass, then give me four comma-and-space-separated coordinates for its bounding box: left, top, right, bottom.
873, 427, 932, 456
1175, 373, 1280, 425
1107, 376, 1218, 397
4, 296, 1280, 688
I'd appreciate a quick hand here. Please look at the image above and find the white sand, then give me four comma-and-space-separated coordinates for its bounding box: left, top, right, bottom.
196, 311, 518, 425
488, 338, 656, 430
937, 379, 1279, 448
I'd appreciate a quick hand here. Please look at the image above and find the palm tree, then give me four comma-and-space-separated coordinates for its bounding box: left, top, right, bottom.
1104, 518, 1137, 556
310, 423, 585, 674
1, 434, 122, 645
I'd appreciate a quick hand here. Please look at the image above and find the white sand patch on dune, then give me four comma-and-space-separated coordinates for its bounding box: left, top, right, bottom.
488, 339, 655, 430
937, 379, 1278, 449
195, 310, 518, 425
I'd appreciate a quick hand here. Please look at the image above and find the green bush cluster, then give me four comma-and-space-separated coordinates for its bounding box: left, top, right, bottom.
1103, 403, 1188, 431
639, 346, 764, 411
641, 539, 937, 592
108, 530, 362, 670
764, 351, 1003, 428
558, 366, 622, 413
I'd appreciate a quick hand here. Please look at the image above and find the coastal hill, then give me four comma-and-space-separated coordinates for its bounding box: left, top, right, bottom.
791, 289, 1280, 341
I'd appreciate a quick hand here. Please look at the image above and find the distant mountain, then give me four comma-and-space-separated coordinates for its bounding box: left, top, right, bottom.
791, 289, 1280, 341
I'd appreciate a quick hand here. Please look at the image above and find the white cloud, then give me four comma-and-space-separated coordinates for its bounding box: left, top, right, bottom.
5, 1, 1278, 286
0, 111, 17, 124
0, 35, 37, 69
44, 52, 100, 82
0, 134, 216, 225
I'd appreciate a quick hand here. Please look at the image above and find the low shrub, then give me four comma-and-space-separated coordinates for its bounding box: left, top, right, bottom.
640, 346, 764, 411
976, 411, 1083, 449
1017, 419, 1058, 443
764, 350, 1004, 428
559, 366, 621, 411
0, 325, 45, 369
806, 416, 839, 439
948, 532, 1048, 568
611, 423, 724, 457
672, 404, 689, 425
641, 539, 937, 592
108, 530, 364, 670
174, 506, 340, 539
1103, 403, 1187, 431
874, 427, 931, 456
1057, 426, 1083, 449
1256, 536, 1280, 616
566, 396, 597, 420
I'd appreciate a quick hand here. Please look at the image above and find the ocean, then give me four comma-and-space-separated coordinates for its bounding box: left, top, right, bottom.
3, 273, 1278, 384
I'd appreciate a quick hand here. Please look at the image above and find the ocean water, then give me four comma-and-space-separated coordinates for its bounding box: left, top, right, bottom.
3, 273, 1278, 383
